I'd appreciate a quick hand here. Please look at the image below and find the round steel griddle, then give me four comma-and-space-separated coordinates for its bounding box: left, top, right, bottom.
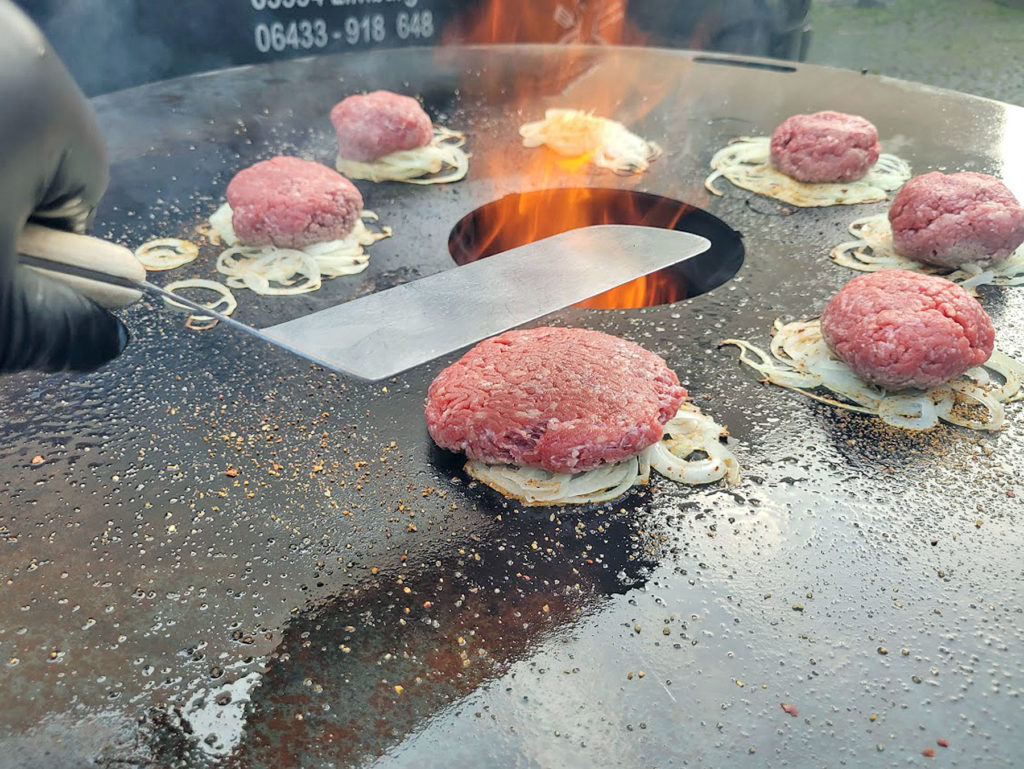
1, 46, 1022, 768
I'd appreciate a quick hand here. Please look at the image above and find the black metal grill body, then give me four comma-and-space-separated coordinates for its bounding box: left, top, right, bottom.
1, 46, 1022, 767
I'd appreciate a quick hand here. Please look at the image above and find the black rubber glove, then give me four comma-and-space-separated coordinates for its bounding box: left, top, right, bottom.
0, 0, 129, 374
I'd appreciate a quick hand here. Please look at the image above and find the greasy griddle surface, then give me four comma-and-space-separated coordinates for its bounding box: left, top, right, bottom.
0, 47, 1022, 768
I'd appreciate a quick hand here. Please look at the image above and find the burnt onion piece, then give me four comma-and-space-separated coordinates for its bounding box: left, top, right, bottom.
705, 137, 910, 207
464, 403, 740, 506
336, 126, 469, 184
208, 203, 391, 295
518, 109, 662, 175
831, 212, 1024, 291
722, 319, 1024, 431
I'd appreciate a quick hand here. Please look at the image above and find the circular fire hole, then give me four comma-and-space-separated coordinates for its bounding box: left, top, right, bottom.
448, 188, 743, 309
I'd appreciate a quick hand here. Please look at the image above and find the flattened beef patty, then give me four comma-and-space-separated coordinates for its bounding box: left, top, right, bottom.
425, 328, 686, 474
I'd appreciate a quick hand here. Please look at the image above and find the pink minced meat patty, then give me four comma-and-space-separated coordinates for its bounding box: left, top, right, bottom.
425, 328, 687, 474
821, 270, 994, 391
226, 156, 363, 249
888, 172, 1024, 268
331, 91, 433, 163
770, 111, 881, 184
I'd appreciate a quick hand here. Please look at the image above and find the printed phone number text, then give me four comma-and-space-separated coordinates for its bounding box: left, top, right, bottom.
253, 12, 434, 52
250, 0, 420, 9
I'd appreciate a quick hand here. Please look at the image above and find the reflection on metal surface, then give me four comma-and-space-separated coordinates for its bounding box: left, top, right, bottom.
223, 511, 657, 766
999, 106, 1024, 199
187, 669, 264, 759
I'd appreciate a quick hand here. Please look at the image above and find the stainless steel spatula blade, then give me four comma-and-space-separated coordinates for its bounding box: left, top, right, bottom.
18, 224, 710, 382
262, 225, 710, 381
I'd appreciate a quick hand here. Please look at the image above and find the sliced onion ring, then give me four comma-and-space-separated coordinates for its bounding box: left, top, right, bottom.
646, 402, 741, 485
135, 238, 200, 271
209, 206, 391, 296
337, 126, 469, 185
830, 212, 1024, 291
466, 455, 648, 506
162, 279, 237, 331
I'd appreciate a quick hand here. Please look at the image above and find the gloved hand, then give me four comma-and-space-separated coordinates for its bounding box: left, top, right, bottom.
0, 0, 129, 374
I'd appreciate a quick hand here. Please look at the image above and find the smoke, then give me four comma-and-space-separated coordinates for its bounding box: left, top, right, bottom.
19, 0, 173, 95
17, 0, 254, 96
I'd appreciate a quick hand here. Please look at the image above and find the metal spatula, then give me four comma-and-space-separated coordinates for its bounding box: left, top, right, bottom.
17, 224, 710, 381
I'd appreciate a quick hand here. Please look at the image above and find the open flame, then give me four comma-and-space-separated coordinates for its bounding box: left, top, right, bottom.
448, 188, 692, 309
446, 0, 632, 47
575, 271, 686, 310
441, 1, 691, 310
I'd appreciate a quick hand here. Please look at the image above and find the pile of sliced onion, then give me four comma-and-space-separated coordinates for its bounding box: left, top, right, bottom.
705, 137, 911, 207
208, 203, 391, 295
135, 238, 199, 271
519, 109, 662, 175
467, 455, 649, 507
831, 212, 1024, 290
336, 126, 469, 184
722, 319, 1024, 431
161, 279, 238, 331
464, 402, 739, 506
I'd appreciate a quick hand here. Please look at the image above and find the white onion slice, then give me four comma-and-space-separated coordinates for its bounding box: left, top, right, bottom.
161, 279, 237, 331
831, 212, 1024, 290
466, 455, 648, 506
646, 402, 741, 485
336, 126, 469, 184
216, 246, 324, 295
134, 238, 199, 271
208, 202, 237, 245
938, 380, 1005, 430
723, 319, 1023, 431
980, 351, 1024, 402
519, 109, 662, 175
464, 403, 738, 506
208, 204, 390, 296
705, 137, 910, 207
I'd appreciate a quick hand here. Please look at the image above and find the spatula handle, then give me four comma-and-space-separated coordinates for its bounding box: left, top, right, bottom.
16, 224, 146, 309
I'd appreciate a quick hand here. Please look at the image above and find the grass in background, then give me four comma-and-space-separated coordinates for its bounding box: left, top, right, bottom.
806, 0, 1024, 104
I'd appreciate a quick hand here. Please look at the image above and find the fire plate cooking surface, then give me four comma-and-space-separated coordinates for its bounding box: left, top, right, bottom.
1, 46, 1023, 768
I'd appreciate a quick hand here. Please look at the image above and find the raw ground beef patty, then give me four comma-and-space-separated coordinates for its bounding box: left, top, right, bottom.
331, 91, 433, 163
888, 171, 1024, 268
425, 328, 687, 474
821, 270, 994, 391
226, 156, 363, 248
770, 111, 881, 183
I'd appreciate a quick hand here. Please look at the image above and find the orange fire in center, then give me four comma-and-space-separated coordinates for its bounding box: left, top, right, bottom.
446, 0, 634, 48
441, 0, 689, 310
575, 272, 684, 310
450, 187, 692, 309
